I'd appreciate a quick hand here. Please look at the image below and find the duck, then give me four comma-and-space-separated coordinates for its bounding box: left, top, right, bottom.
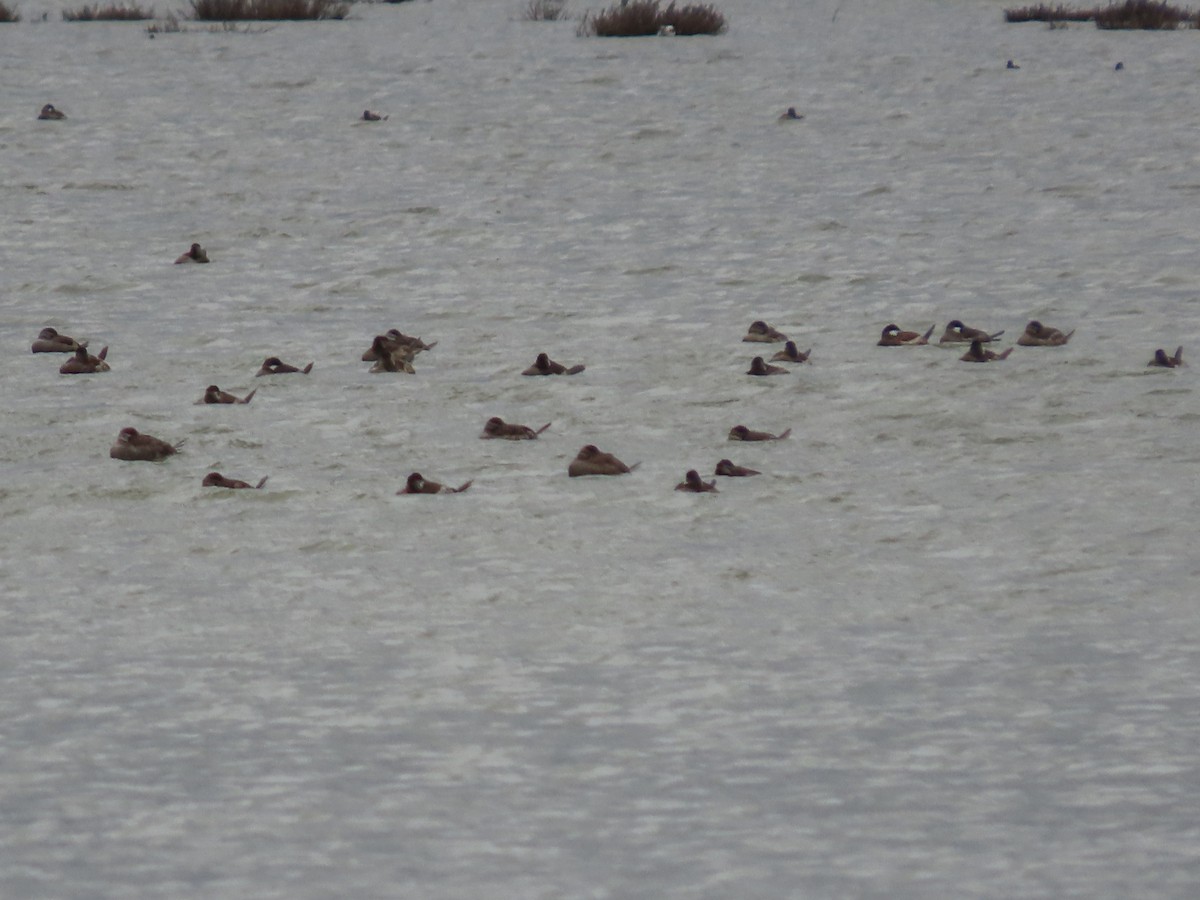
728, 425, 791, 442
747, 356, 789, 376
362, 110, 388, 121
368, 337, 416, 373
715, 459, 760, 476
675, 470, 718, 493
877, 324, 934, 347
1006, 59, 1020, 70
256, 357, 313, 376
31, 327, 81, 353
522, 352, 585, 376
58, 345, 109, 374
110, 427, 183, 461
1148, 347, 1185, 368
174, 243, 209, 264
203, 473, 268, 489
938, 320, 1003, 344
770, 341, 811, 363
361, 329, 436, 361
481, 417, 551, 440
960, 340, 1013, 362
1017, 320, 1074, 346
38, 104, 66, 120
778, 107, 804, 121
397, 472, 473, 494
568, 444, 637, 477
742, 320, 788, 343
201, 385, 256, 404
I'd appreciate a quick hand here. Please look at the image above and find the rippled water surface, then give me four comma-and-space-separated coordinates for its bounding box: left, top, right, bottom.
3, 1, 1200, 896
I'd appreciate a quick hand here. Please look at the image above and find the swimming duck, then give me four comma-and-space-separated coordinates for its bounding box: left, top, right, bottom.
368, 337, 416, 373
174, 243, 209, 264
362, 110, 388, 121
256, 357, 313, 376
203, 472, 268, 489
1148, 347, 1185, 368
38, 104, 66, 120
59, 345, 109, 374
360, 329, 435, 361
1017, 320, 1074, 346
728, 425, 791, 441
960, 340, 1013, 362
938, 320, 1003, 344
877, 324, 934, 347
714, 459, 760, 476
1006, 60, 1020, 70
778, 107, 804, 121
522, 352, 585, 376
201, 385, 256, 404
397, 472, 473, 494
742, 320, 788, 343
31, 327, 81, 353
770, 341, 811, 363
481, 417, 551, 440
568, 444, 637, 477
747, 356, 789, 376
675, 470, 719, 493
110, 427, 183, 461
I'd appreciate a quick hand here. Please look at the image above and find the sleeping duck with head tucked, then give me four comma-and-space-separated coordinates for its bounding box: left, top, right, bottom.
32, 327, 81, 353
938, 320, 1003, 344
481, 417, 551, 440
1017, 320, 1074, 346
878, 324, 934, 346
742, 320, 788, 343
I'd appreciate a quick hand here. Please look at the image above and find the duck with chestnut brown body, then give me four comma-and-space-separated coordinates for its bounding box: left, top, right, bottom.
939, 320, 1003, 344
877, 324, 934, 347
59, 345, 109, 374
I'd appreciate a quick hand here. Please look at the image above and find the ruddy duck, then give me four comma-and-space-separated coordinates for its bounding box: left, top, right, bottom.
714, 459, 760, 476
675, 470, 718, 493
522, 352, 585, 376
747, 356, 789, 376
1017, 320, 1074, 346
568, 444, 637, 477
742, 320, 788, 343
32, 327, 81, 353
201, 385, 257, 404
481, 417, 551, 440
38, 104, 66, 120
1148, 347, 1185, 368
728, 425, 791, 442
110, 427, 183, 461
397, 472, 473, 494
1006, 59, 1020, 70
174, 243, 209, 264
778, 107, 804, 121
878, 324, 935, 346
59, 345, 109, 374
256, 357, 313, 376
203, 472, 268, 489
362, 110, 388, 121
938, 320, 1003, 344
770, 341, 811, 363
960, 340, 1013, 362
368, 337, 416, 373
361, 329, 435, 361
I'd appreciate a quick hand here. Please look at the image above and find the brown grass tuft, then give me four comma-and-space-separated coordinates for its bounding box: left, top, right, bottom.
1004, 4, 1096, 21
524, 0, 567, 20
1094, 0, 1193, 27
190, 0, 347, 20
580, 0, 725, 36
64, 3, 155, 19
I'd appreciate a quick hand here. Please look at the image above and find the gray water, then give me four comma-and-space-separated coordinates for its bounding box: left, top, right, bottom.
3, 0, 1199, 896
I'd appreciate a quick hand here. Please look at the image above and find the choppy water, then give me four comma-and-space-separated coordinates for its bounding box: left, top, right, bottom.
3, 1, 1200, 896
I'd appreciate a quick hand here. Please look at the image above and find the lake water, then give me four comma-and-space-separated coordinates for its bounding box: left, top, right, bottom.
3, 0, 1199, 896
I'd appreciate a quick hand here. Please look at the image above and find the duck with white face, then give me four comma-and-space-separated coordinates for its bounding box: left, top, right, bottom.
567, 445, 637, 477
38, 104, 66, 120
938, 320, 1003, 344
877, 324, 934, 347
110, 427, 184, 461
